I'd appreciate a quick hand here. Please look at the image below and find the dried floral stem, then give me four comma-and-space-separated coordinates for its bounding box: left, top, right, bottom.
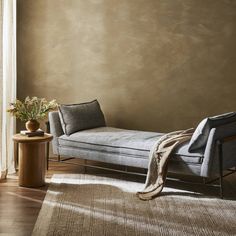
7, 96, 58, 122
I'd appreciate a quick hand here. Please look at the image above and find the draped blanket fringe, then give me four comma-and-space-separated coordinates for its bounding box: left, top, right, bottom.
137, 128, 194, 200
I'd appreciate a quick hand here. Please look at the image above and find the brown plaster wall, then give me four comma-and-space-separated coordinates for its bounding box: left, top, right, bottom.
17, 0, 236, 132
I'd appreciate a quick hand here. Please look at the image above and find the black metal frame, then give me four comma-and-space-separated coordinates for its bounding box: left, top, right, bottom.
218, 140, 224, 198
201, 136, 236, 198
205, 136, 236, 198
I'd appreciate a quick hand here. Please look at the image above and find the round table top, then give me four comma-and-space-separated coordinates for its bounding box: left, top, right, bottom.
13, 133, 53, 143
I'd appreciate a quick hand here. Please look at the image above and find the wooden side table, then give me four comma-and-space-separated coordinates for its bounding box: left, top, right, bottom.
13, 134, 53, 187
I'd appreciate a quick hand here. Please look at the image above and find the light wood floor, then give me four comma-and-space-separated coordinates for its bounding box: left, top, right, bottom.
0, 158, 235, 236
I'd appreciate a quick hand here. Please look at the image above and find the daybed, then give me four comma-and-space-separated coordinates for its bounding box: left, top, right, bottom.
48, 100, 236, 196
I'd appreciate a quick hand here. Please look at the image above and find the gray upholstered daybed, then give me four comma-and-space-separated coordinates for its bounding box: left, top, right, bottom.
49, 100, 236, 196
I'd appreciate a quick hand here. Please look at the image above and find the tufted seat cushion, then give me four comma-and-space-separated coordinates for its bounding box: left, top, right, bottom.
58, 127, 203, 164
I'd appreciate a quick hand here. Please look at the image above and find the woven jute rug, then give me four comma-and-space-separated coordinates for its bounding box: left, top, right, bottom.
32, 174, 236, 236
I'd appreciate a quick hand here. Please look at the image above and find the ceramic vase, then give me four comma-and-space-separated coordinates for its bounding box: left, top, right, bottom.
25, 120, 40, 132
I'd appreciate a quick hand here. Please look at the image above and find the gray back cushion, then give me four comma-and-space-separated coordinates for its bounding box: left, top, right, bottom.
59, 100, 106, 135
188, 112, 236, 152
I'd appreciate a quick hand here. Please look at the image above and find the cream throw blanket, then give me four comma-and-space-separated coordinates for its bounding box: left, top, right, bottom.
137, 128, 194, 200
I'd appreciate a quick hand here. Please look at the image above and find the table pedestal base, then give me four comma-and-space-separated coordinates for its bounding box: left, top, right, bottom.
19, 142, 46, 187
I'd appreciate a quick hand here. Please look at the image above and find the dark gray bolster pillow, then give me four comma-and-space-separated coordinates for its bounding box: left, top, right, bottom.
59, 100, 106, 135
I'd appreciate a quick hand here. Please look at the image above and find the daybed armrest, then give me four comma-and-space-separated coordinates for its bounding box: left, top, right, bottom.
49, 111, 64, 155
201, 122, 236, 177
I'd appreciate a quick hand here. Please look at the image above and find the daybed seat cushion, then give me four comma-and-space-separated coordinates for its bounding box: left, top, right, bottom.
58, 127, 204, 165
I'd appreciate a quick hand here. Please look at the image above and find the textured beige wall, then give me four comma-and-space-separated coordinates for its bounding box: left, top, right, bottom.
0, 2, 2, 153
17, 0, 236, 132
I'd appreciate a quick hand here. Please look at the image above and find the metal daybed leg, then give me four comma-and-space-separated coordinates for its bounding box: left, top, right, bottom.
217, 141, 224, 199
202, 177, 206, 184
84, 160, 87, 173
58, 155, 61, 162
